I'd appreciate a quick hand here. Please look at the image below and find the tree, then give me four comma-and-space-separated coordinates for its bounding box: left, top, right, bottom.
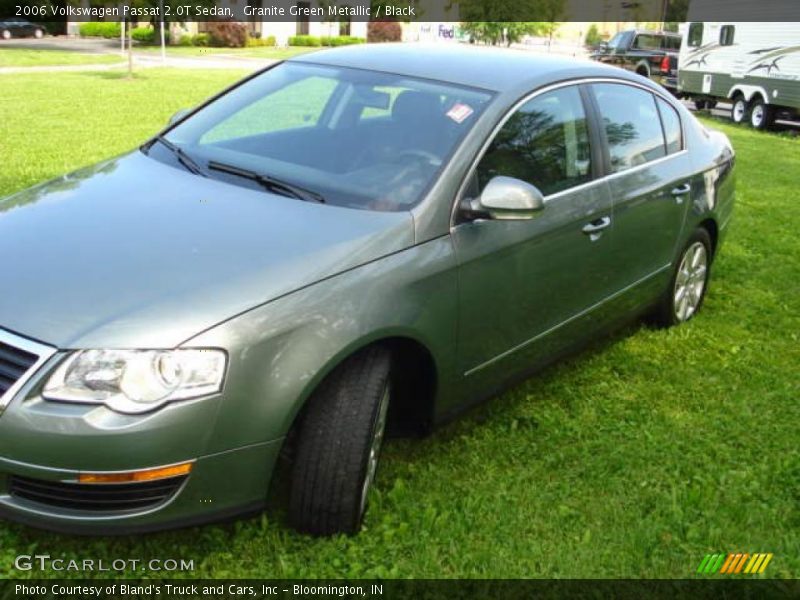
458, 0, 564, 46
585, 23, 603, 48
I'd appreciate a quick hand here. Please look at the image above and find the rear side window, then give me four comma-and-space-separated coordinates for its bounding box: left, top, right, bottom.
656, 97, 682, 154
688, 23, 703, 47
592, 83, 666, 172
476, 86, 592, 196
666, 36, 682, 50
720, 25, 735, 46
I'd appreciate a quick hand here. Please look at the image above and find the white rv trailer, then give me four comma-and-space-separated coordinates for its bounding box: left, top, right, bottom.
678, 1, 800, 129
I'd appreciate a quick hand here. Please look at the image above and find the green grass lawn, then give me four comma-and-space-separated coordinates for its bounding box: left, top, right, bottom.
0, 68, 798, 579
134, 45, 318, 59
0, 49, 122, 68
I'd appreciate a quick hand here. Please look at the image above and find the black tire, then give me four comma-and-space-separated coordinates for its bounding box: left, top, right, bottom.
651, 228, 713, 328
289, 346, 392, 536
731, 95, 749, 124
693, 99, 707, 110
749, 97, 774, 130
706, 99, 718, 109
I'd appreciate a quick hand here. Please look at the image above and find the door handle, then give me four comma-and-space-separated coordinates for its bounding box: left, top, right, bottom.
582, 216, 611, 241
582, 216, 611, 234
671, 182, 691, 196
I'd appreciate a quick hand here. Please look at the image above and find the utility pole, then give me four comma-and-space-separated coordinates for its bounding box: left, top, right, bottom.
127, 16, 133, 78
159, 0, 166, 63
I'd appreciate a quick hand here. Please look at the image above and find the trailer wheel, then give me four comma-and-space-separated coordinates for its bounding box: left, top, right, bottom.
693, 99, 707, 110
749, 97, 774, 130
731, 96, 749, 124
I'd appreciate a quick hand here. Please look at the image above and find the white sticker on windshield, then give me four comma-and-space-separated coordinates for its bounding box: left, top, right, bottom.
446, 103, 474, 124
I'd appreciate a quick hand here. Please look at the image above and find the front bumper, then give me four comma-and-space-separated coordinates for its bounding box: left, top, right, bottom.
0, 328, 283, 534
0, 440, 280, 534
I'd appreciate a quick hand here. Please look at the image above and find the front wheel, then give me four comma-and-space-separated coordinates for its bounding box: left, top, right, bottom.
34, 29, 44, 39
1, 30, 10, 40
651, 228, 712, 327
289, 346, 392, 536
731, 96, 749, 124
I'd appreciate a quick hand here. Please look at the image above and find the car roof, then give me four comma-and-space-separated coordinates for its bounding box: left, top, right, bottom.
631, 29, 681, 36
289, 43, 632, 93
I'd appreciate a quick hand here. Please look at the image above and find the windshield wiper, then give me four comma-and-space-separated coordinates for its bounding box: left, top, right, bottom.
208, 161, 325, 204
145, 136, 206, 177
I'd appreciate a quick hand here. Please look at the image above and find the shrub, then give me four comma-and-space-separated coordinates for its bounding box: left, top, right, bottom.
367, 21, 402, 43
177, 34, 193, 46
320, 36, 365, 47
246, 35, 276, 47
131, 27, 155, 44
584, 24, 603, 48
79, 22, 121, 39
208, 21, 248, 47
289, 35, 321, 47
192, 33, 211, 47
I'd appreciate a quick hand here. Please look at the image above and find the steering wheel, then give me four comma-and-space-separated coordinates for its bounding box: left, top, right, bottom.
394, 149, 442, 166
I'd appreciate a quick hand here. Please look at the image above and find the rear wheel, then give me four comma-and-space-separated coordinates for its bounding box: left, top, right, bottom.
731, 96, 749, 124
34, 29, 44, 39
289, 346, 392, 536
749, 97, 774, 130
652, 228, 712, 327
693, 99, 707, 110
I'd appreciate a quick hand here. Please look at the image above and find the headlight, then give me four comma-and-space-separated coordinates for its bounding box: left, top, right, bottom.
42, 349, 226, 414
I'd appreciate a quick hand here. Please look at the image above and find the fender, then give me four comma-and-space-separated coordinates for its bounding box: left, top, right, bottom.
728, 84, 770, 104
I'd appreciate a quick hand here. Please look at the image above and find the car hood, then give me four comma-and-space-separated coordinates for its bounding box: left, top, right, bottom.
0, 152, 414, 349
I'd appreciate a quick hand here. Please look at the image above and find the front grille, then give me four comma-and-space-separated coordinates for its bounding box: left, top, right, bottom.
8, 475, 186, 513
0, 341, 38, 397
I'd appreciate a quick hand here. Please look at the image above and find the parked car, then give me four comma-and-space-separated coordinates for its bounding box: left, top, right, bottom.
0, 44, 734, 536
592, 29, 681, 93
0, 18, 44, 40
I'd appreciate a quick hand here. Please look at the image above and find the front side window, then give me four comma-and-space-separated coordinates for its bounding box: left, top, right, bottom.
656, 97, 682, 155
688, 22, 703, 47
161, 63, 492, 211
592, 83, 666, 172
475, 86, 592, 197
633, 34, 661, 50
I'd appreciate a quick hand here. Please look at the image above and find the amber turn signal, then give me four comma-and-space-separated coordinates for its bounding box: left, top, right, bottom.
78, 461, 193, 484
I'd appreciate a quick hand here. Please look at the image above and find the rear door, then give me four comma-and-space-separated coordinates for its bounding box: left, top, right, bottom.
588, 82, 692, 300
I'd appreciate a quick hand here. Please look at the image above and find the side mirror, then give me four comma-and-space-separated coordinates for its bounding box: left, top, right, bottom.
462, 176, 545, 221
167, 108, 192, 127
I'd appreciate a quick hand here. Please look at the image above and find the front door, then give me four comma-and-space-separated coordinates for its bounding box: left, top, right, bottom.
452, 84, 616, 388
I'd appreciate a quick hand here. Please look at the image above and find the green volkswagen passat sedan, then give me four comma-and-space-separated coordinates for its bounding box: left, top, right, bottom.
0, 44, 734, 535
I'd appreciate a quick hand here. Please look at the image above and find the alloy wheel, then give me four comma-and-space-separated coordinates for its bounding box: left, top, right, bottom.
360, 382, 390, 517
673, 241, 708, 322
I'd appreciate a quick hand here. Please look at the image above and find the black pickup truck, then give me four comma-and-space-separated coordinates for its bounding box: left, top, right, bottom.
590, 29, 681, 94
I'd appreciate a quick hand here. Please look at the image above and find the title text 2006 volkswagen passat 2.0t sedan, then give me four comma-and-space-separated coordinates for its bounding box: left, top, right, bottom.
0, 45, 734, 535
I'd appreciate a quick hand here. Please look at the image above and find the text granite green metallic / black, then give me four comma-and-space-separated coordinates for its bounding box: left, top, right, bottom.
0, 44, 734, 535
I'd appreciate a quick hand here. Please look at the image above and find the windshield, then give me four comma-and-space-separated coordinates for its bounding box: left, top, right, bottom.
606, 31, 631, 50
158, 62, 492, 211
